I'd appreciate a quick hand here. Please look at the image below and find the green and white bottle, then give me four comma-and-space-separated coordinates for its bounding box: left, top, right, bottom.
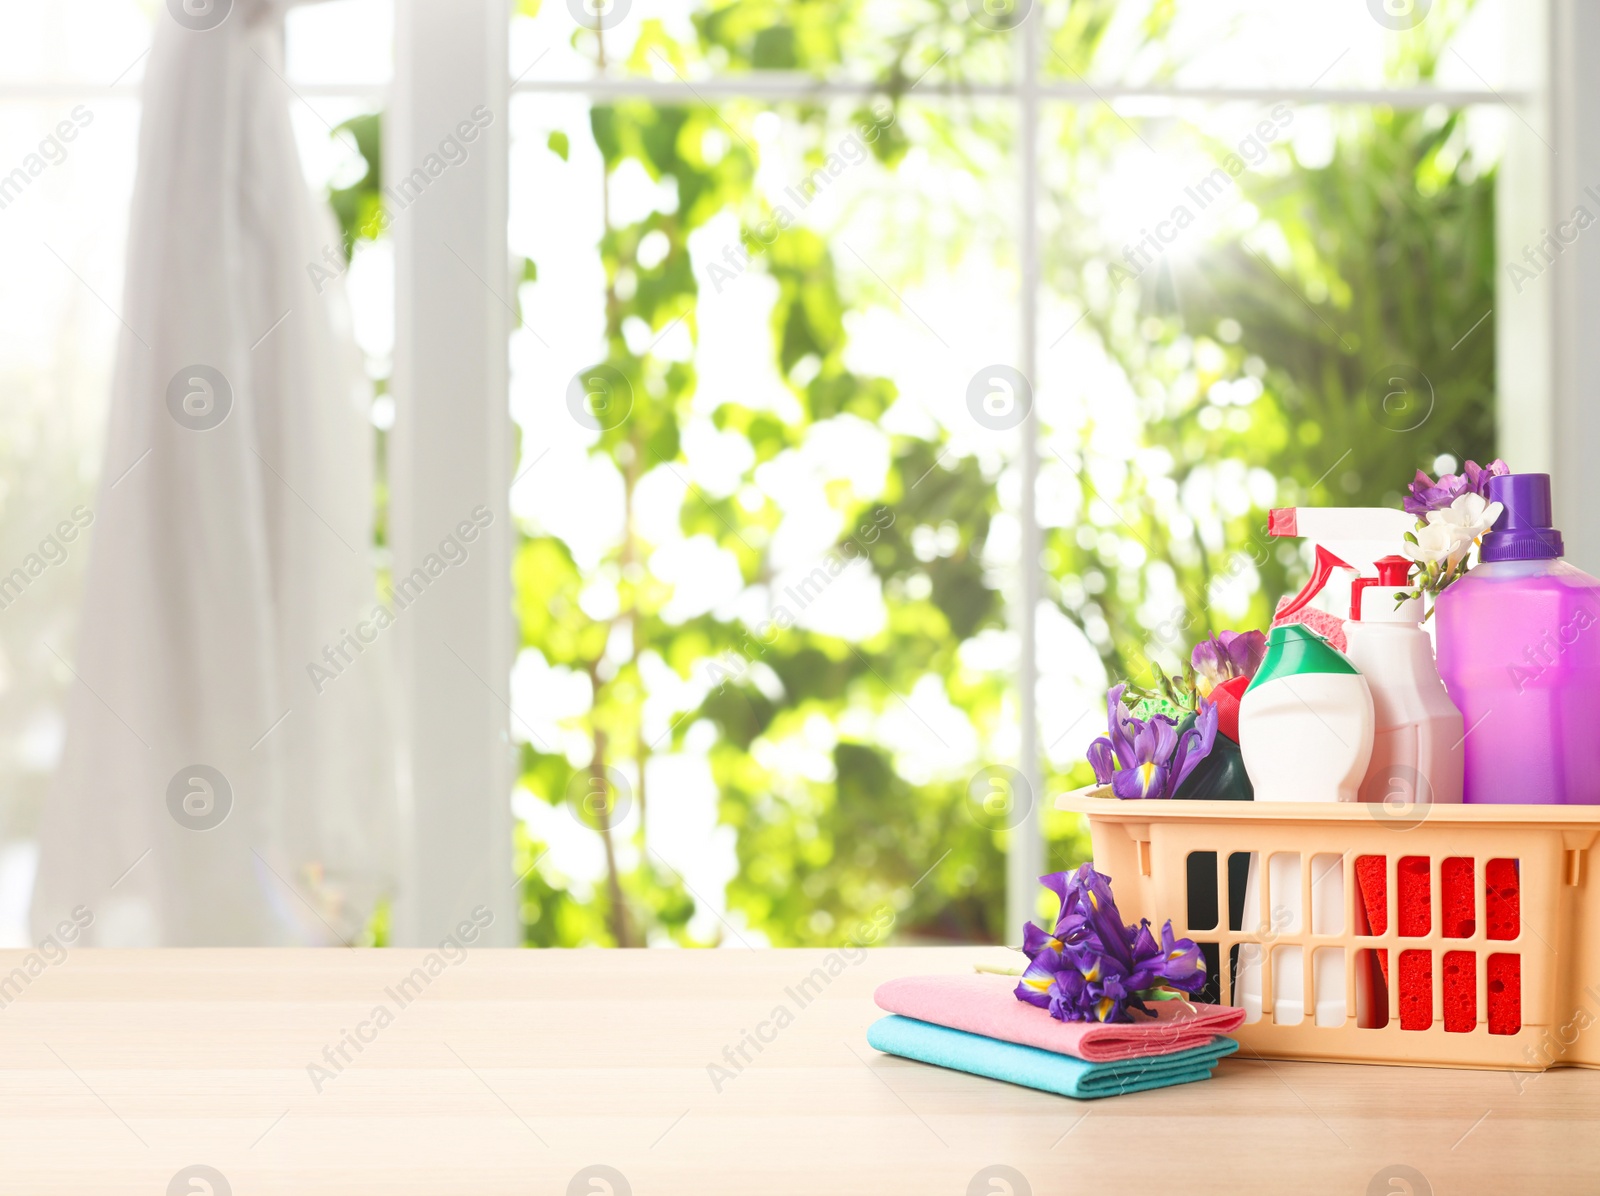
1239, 624, 1374, 803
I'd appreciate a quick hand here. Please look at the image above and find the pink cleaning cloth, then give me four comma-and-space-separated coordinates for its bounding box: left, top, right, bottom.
874, 973, 1246, 1063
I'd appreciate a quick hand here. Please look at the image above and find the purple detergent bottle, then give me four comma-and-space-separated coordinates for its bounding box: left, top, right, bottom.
1435, 473, 1600, 803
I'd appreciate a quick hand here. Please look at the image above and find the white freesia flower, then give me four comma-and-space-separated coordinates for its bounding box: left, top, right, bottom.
1399, 484, 1504, 604
1403, 519, 1458, 566
1433, 493, 1503, 539
1408, 495, 1501, 570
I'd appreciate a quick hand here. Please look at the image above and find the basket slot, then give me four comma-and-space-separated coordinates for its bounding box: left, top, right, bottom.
1272, 853, 1303, 934
1356, 948, 1388, 1029
1442, 858, 1475, 938
1487, 858, 1520, 941
1399, 949, 1432, 1030
1398, 856, 1430, 937
1566, 848, 1586, 887
1489, 953, 1522, 1034
1443, 950, 1475, 1032
1354, 854, 1387, 938
1236, 942, 1262, 1024
1313, 947, 1345, 1026
1311, 853, 1345, 935
1227, 851, 1249, 930
1275, 945, 1304, 1025
1195, 941, 1223, 1005
1185, 852, 1221, 932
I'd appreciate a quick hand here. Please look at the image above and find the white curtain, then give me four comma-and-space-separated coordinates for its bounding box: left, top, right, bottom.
31, 0, 397, 945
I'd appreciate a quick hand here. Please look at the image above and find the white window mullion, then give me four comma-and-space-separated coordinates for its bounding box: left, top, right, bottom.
1010, 5, 1045, 936
1497, 0, 1553, 481
1545, 0, 1600, 571
390, 0, 515, 946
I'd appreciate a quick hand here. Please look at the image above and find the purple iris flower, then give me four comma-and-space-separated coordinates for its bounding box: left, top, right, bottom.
1068, 865, 1128, 957
1404, 458, 1508, 518
1015, 864, 1207, 1024
1173, 702, 1218, 792
1109, 717, 1177, 799
1021, 921, 1066, 968
1087, 687, 1218, 800
1105, 683, 1138, 763
1086, 738, 1116, 786
1190, 629, 1266, 696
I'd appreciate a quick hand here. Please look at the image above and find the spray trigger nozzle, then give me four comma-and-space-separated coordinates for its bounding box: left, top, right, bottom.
1276, 544, 1354, 621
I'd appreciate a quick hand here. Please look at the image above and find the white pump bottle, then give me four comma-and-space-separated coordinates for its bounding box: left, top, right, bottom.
1344, 554, 1465, 808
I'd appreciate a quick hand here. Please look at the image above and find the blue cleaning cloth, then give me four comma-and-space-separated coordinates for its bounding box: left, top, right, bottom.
866, 1015, 1238, 1100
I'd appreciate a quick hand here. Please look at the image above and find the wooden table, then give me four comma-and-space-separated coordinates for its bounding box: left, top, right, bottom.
2, 946, 1596, 1193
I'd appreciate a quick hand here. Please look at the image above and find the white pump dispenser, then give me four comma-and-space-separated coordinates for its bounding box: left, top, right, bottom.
1343, 554, 1465, 808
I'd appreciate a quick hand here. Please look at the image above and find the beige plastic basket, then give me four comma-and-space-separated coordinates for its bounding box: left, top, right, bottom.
1057, 787, 1600, 1071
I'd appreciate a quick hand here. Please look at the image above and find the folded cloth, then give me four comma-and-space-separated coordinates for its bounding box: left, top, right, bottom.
875, 973, 1246, 1062
866, 1015, 1237, 1100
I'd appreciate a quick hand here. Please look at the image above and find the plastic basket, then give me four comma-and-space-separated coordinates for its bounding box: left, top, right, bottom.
1057, 787, 1600, 1072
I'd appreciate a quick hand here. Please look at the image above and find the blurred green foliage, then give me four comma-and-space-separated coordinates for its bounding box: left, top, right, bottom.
327, 112, 383, 260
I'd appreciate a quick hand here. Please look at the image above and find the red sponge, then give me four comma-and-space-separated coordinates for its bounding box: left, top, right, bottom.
1352, 856, 1520, 1033
1397, 856, 1430, 936
1442, 857, 1476, 938
1487, 858, 1521, 941
1489, 953, 1521, 1035
1355, 855, 1389, 939
1443, 950, 1475, 1032
1399, 949, 1432, 1029
1271, 595, 1347, 652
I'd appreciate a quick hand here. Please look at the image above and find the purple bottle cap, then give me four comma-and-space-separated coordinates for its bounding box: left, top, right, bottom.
1480, 472, 1564, 562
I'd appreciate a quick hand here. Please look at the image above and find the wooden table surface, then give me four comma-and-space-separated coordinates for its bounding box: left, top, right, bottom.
1, 945, 1596, 1194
